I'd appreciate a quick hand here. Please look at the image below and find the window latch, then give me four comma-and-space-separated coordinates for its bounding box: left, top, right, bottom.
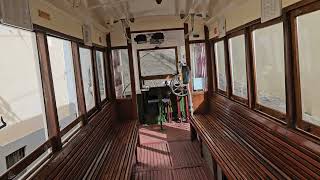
0, 116, 7, 129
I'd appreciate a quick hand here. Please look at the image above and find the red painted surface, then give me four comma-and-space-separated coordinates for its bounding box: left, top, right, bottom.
132, 122, 213, 180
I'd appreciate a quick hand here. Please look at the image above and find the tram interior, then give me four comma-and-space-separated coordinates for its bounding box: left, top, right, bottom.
0, 0, 320, 179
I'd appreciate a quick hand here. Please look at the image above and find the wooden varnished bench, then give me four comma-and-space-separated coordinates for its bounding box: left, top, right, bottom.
32, 103, 138, 180
191, 95, 320, 179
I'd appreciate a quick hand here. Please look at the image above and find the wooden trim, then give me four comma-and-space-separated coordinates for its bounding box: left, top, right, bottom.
60, 115, 84, 137
140, 74, 175, 80
211, 40, 218, 92
33, 24, 83, 43
92, 48, 102, 108
106, 33, 116, 100
0, 139, 53, 179
204, 26, 213, 98
226, 19, 261, 36
126, 27, 138, 119
283, 0, 319, 13
255, 104, 287, 123
36, 32, 62, 152
189, 39, 205, 44
245, 28, 256, 109
130, 27, 184, 34
71, 42, 88, 125
224, 38, 232, 98
184, 23, 191, 67
111, 46, 128, 50
283, 13, 296, 128
137, 46, 179, 81
251, 17, 283, 31
231, 95, 248, 106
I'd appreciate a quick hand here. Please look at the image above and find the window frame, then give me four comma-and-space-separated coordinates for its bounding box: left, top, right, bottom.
93, 47, 109, 105
137, 46, 179, 86
227, 30, 249, 106
290, 1, 320, 137
111, 47, 132, 99
78, 44, 99, 116
250, 17, 287, 122
189, 41, 207, 92
46, 35, 82, 135
212, 37, 230, 97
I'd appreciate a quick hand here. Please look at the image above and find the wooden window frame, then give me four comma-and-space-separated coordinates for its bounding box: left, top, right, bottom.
137, 46, 179, 89
78, 44, 99, 117
289, 0, 320, 137
110, 47, 133, 100
249, 17, 287, 123
212, 38, 229, 97
227, 30, 249, 106
93, 47, 109, 106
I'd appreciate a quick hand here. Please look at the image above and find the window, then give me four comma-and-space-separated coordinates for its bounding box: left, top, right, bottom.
138, 48, 178, 78
96, 50, 107, 101
296, 9, 320, 127
112, 49, 132, 99
190, 43, 207, 91
6, 147, 25, 169
252, 22, 286, 115
214, 40, 227, 92
47, 36, 79, 130
0, 24, 48, 175
79, 47, 96, 111
229, 34, 248, 100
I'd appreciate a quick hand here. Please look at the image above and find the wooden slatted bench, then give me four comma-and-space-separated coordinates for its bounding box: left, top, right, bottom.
191, 95, 320, 179
32, 103, 139, 180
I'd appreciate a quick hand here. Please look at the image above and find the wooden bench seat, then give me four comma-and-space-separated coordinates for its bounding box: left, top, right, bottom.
32, 103, 138, 180
191, 96, 320, 179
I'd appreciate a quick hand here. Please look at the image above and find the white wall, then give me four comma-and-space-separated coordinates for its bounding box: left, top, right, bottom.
208, 0, 303, 39
29, 0, 107, 46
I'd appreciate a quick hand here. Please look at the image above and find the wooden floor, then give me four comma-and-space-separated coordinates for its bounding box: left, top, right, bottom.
132, 122, 214, 180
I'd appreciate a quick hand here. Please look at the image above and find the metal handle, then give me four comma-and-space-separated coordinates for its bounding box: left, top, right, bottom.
0, 116, 7, 129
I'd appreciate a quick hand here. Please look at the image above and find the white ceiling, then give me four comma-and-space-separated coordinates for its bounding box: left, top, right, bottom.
48, 0, 245, 28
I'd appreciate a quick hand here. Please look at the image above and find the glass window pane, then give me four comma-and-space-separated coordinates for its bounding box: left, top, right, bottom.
96, 51, 106, 101
79, 47, 95, 111
229, 35, 248, 99
214, 40, 227, 91
0, 24, 48, 174
139, 49, 177, 77
252, 23, 286, 113
47, 36, 79, 130
190, 43, 207, 91
297, 10, 320, 126
112, 49, 132, 99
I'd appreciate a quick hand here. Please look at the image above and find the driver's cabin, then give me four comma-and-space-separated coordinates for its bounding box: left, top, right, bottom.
0, 0, 320, 179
